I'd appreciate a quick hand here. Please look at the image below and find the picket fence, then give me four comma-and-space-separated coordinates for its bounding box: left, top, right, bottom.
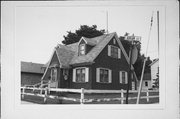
21, 87, 159, 104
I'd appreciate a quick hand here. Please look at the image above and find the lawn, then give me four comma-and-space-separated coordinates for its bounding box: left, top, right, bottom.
21, 92, 159, 104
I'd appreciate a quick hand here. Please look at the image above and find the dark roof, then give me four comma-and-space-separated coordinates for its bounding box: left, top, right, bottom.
53, 32, 125, 68
143, 73, 151, 80
56, 45, 75, 68
21, 61, 45, 74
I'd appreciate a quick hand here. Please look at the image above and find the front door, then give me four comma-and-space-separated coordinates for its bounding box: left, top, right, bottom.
50, 67, 58, 88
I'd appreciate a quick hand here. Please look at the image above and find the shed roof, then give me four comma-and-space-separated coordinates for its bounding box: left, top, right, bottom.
21, 61, 45, 74
149, 58, 159, 66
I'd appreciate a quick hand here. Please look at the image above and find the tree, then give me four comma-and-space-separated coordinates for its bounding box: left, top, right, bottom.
119, 33, 152, 80
153, 67, 159, 88
62, 25, 105, 45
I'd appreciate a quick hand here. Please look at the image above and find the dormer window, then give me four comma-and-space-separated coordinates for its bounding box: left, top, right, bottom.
79, 44, 86, 55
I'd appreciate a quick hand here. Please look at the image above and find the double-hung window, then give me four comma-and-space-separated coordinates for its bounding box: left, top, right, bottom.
96, 68, 112, 83
119, 71, 128, 84
51, 68, 57, 82
73, 67, 89, 83
79, 44, 85, 55
108, 45, 121, 59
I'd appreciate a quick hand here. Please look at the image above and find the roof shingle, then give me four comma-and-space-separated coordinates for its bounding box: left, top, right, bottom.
21, 61, 44, 74
55, 32, 116, 67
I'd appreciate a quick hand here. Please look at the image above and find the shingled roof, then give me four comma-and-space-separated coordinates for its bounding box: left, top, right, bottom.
70, 32, 115, 64
21, 61, 44, 74
54, 32, 126, 68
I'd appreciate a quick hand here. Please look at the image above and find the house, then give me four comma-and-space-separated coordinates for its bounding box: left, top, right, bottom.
149, 58, 159, 87
137, 73, 152, 90
21, 61, 45, 86
41, 32, 136, 90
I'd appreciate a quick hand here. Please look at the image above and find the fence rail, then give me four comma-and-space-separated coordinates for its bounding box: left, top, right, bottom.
21, 87, 159, 104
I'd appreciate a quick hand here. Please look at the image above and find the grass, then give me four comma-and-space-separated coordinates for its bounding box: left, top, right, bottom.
21, 91, 159, 104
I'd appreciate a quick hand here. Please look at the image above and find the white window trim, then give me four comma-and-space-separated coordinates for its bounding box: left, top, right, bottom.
108, 45, 121, 59
119, 71, 128, 84
73, 67, 89, 83
96, 68, 112, 83
79, 44, 86, 55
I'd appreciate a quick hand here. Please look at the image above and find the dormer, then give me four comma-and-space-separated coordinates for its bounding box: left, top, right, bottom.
78, 37, 96, 56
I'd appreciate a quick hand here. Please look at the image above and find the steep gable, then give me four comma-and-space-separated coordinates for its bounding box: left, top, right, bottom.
70, 33, 115, 65
53, 32, 131, 67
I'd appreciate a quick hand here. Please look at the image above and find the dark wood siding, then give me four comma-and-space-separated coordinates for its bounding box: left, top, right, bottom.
21, 72, 43, 86
91, 37, 131, 90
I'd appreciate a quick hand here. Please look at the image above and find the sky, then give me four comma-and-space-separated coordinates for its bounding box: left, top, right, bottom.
15, 5, 164, 64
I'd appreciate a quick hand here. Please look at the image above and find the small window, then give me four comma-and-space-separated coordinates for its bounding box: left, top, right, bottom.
100, 69, 109, 83
79, 44, 85, 55
145, 81, 148, 86
108, 45, 121, 59
119, 71, 128, 84
51, 68, 57, 82
113, 38, 116, 44
76, 68, 85, 82
96, 68, 112, 83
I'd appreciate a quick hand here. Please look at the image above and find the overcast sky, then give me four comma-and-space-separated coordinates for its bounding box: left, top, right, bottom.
16, 5, 164, 64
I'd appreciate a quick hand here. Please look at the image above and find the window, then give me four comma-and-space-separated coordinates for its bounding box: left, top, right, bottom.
73, 67, 89, 83
76, 68, 85, 82
145, 81, 148, 87
108, 45, 121, 59
119, 71, 128, 84
51, 68, 57, 82
100, 69, 109, 83
79, 44, 85, 55
113, 38, 116, 44
96, 68, 112, 83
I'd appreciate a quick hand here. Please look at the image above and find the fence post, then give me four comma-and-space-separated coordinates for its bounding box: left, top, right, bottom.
44, 88, 48, 104
48, 80, 51, 94
146, 90, 149, 102
121, 89, 124, 104
40, 88, 43, 95
22, 87, 25, 99
80, 88, 84, 104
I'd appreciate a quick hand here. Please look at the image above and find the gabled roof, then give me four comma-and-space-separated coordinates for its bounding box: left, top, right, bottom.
80, 37, 97, 46
21, 61, 44, 74
70, 33, 115, 65
51, 32, 130, 68
55, 44, 75, 68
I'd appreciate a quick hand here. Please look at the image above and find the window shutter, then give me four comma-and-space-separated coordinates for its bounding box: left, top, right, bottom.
96, 68, 100, 82
108, 45, 111, 56
85, 68, 89, 82
118, 48, 121, 59
125, 72, 128, 84
119, 71, 122, 83
109, 69, 112, 83
73, 69, 76, 82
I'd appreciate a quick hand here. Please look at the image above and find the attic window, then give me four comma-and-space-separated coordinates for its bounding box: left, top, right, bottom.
108, 45, 121, 59
79, 44, 86, 55
113, 38, 116, 44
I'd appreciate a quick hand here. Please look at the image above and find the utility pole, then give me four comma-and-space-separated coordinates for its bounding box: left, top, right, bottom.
106, 11, 109, 34
157, 11, 159, 57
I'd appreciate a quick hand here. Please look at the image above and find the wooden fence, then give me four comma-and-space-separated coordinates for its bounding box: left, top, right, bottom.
21, 87, 159, 104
